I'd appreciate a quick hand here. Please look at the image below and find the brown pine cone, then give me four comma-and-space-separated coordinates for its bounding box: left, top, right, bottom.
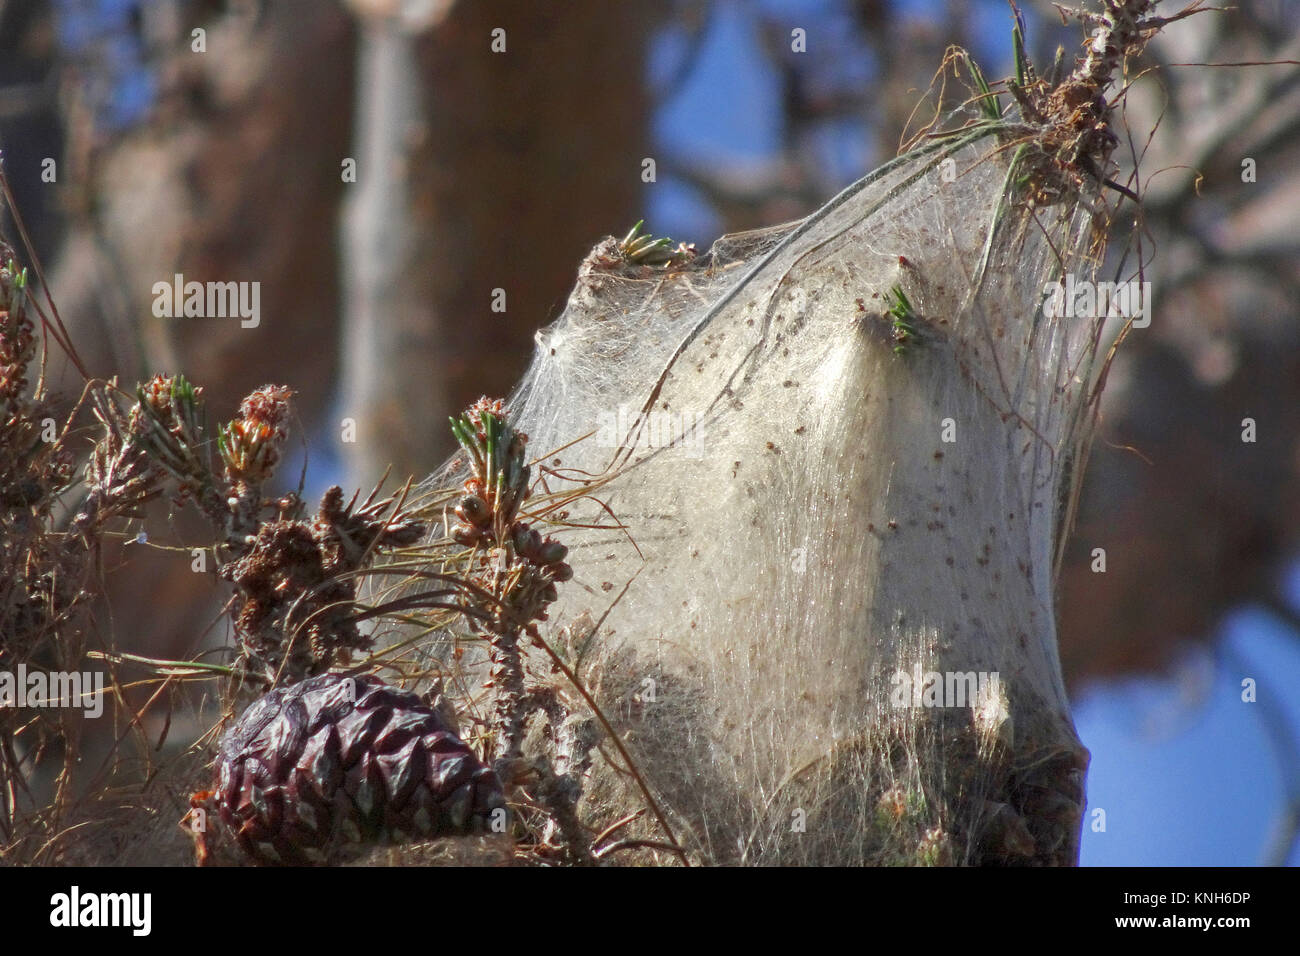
192, 673, 506, 865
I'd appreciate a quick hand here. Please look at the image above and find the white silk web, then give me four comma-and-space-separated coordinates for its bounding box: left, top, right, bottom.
415, 121, 1109, 865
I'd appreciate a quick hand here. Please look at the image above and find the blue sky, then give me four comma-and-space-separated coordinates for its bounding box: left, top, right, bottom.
1077, 586, 1300, 866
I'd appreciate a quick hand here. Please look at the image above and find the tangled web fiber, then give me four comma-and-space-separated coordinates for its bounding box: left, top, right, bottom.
418, 115, 1114, 865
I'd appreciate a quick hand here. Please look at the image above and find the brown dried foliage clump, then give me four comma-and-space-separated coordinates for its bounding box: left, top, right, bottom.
226, 484, 425, 684
0, 259, 438, 860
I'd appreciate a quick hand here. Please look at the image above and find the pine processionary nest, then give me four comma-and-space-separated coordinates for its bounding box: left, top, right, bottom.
404, 115, 1116, 865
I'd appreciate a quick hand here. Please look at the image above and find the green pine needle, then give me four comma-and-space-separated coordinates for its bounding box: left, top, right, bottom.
963, 51, 1001, 121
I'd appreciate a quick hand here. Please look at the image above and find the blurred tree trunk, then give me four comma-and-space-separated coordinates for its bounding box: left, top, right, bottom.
340, 0, 659, 489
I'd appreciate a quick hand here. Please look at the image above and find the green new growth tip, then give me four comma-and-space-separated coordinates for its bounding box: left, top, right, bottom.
451, 407, 515, 484
3, 258, 26, 289
885, 285, 918, 356
449, 411, 493, 470
1, 258, 27, 314
618, 219, 693, 267
620, 220, 675, 263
